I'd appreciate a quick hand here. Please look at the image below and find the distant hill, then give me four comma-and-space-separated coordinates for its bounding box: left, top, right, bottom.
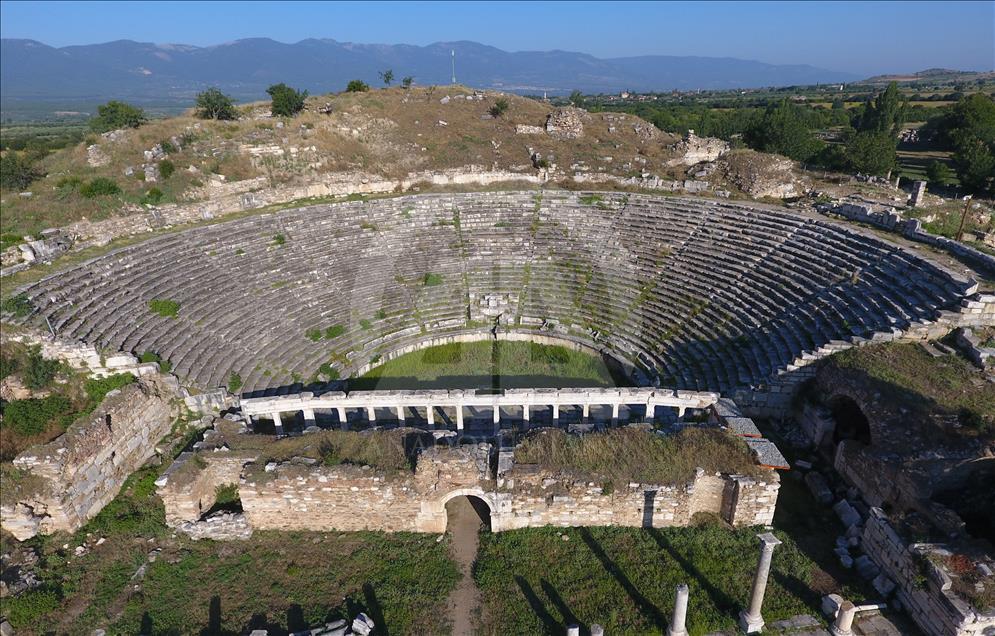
0, 37, 860, 116
855, 68, 995, 86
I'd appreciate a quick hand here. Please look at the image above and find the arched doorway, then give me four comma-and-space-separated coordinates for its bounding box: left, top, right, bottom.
829, 395, 872, 446
445, 495, 491, 533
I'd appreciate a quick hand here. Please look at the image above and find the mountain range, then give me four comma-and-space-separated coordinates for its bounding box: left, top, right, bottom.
1, 37, 861, 114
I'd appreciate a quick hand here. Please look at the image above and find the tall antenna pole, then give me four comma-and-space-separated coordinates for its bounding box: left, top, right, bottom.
451, 49, 456, 85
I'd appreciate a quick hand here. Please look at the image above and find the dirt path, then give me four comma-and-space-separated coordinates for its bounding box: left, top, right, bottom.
445, 497, 484, 635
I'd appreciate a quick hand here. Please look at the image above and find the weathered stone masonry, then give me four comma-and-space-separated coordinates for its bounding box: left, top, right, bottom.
157, 433, 781, 536
0, 375, 179, 540
862, 508, 995, 636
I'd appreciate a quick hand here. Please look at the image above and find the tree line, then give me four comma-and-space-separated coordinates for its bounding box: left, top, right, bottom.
589, 82, 994, 195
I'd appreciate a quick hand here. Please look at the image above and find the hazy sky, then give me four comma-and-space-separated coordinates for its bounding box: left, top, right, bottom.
1, 1, 992, 76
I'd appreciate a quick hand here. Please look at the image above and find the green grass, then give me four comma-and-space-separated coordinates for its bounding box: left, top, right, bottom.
351, 340, 624, 390
0, 464, 458, 635
825, 343, 995, 433
475, 494, 866, 636
147, 298, 180, 318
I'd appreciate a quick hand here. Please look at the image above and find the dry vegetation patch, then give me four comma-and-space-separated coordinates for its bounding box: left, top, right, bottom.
513, 427, 765, 486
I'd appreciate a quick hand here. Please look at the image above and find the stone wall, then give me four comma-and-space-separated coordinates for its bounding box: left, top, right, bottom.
4, 167, 543, 263
821, 202, 995, 276
833, 441, 921, 510
861, 508, 995, 636
163, 439, 779, 536
0, 375, 179, 540
156, 452, 255, 525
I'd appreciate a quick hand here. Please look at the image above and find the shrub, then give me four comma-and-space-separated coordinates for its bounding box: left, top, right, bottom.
195, 88, 238, 120
375, 309, 387, 320
318, 362, 340, 380
90, 100, 146, 132
360, 319, 372, 330
272, 233, 286, 246
214, 483, 241, 508
324, 324, 345, 339
401, 76, 414, 89
926, 160, 955, 186
0, 354, 18, 380
80, 177, 121, 198
139, 351, 160, 363
148, 298, 181, 318
379, 69, 394, 87
158, 159, 175, 179
267, 83, 308, 117
423, 273, 443, 286
1, 395, 72, 435
0, 233, 23, 250
1, 293, 33, 317
2, 587, 61, 628
489, 98, 509, 118
227, 372, 243, 393
24, 349, 59, 390
346, 79, 370, 93
84, 373, 134, 404
0, 153, 44, 191
305, 328, 323, 342
143, 187, 164, 204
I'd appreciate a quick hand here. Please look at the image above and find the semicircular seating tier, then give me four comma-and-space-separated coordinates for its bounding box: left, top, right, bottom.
14, 191, 976, 393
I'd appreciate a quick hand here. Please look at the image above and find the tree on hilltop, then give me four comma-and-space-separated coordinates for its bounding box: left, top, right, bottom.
195, 88, 238, 120
401, 76, 414, 89
346, 79, 370, 93
267, 83, 308, 117
379, 69, 394, 87
90, 101, 146, 132
489, 98, 509, 118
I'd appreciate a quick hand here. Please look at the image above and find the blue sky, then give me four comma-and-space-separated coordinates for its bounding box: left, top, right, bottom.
1, 1, 992, 75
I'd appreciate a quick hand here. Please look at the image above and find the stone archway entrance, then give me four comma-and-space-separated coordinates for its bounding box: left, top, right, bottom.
444, 495, 490, 635
829, 395, 872, 446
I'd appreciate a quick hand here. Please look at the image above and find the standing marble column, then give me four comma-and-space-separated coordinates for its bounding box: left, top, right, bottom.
456, 405, 464, 431
667, 583, 689, 636
336, 406, 348, 430
366, 406, 376, 423
395, 405, 406, 423
427, 405, 435, 427
611, 402, 620, 422
552, 403, 560, 424
830, 600, 857, 636
582, 402, 590, 419
739, 532, 782, 633
272, 411, 284, 436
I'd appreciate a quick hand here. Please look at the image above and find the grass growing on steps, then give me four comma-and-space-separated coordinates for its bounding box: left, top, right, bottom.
351, 340, 624, 390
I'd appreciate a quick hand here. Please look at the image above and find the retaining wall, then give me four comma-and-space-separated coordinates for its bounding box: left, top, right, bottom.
0, 375, 179, 540
862, 508, 995, 636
